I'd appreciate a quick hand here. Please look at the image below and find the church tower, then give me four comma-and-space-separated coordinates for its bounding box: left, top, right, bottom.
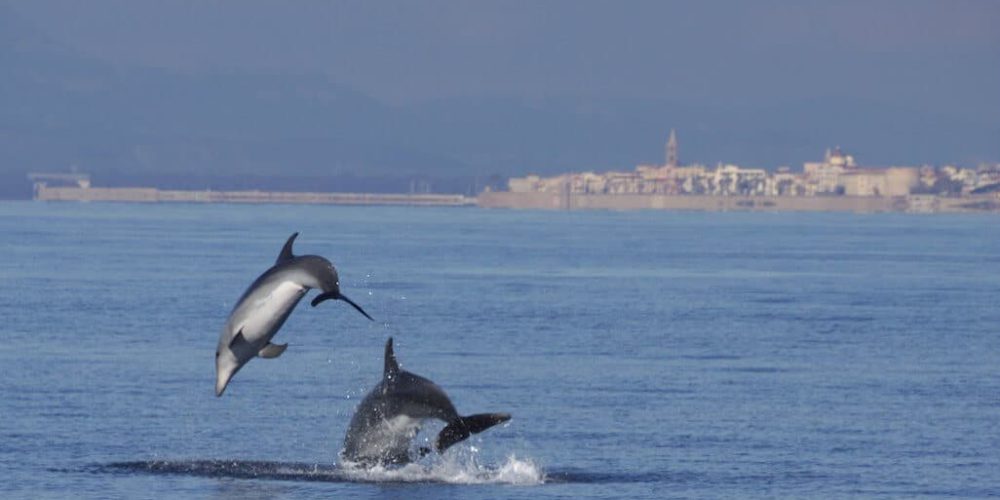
666, 129, 678, 167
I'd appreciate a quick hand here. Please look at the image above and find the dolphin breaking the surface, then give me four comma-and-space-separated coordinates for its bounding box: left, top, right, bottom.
215, 232, 373, 396
341, 337, 511, 466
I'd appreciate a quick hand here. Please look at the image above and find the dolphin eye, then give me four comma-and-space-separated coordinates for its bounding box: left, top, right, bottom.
215, 350, 220, 358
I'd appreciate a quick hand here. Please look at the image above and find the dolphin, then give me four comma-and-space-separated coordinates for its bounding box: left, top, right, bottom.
215, 232, 373, 397
341, 337, 511, 466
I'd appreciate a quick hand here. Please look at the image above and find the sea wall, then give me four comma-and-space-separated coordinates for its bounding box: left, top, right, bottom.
477, 191, 1000, 213
35, 186, 474, 206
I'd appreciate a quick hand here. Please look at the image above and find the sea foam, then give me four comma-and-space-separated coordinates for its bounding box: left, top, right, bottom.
339, 453, 545, 485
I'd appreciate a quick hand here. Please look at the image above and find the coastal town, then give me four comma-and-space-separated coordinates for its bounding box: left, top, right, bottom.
28, 130, 1000, 213
480, 131, 1000, 213
507, 130, 1000, 199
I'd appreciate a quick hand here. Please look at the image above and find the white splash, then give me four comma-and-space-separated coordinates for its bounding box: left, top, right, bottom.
339, 453, 545, 485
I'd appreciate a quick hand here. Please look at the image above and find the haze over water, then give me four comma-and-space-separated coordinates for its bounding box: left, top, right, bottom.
1, 202, 998, 498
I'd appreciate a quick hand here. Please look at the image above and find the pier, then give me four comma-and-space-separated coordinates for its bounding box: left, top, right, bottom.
33, 184, 475, 207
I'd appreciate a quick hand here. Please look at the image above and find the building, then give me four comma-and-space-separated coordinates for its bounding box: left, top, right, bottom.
666, 129, 679, 168
837, 167, 920, 197
508, 175, 541, 193
804, 147, 857, 194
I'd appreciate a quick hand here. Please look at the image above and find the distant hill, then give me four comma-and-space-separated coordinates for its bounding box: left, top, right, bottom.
1, 4, 997, 199
0, 5, 473, 197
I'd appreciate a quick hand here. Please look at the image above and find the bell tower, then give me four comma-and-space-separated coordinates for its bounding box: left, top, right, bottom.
666, 129, 678, 167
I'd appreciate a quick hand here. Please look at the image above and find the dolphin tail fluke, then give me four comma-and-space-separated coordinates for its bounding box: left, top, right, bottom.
337, 293, 375, 321
310, 291, 374, 321
435, 413, 512, 453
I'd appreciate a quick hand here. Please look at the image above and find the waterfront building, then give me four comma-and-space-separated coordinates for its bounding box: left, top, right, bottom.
769, 168, 806, 196
804, 147, 857, 194
508, 175, 541, 193
841, 167, 918, 197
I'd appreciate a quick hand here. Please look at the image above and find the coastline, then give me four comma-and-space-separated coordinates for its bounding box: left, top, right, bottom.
477, 191, 1000, 214
29, 184, 1000, 213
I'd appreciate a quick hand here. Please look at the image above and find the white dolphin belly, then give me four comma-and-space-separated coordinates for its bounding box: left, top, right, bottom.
233, 281, 307, 345
348, 415, 423, 462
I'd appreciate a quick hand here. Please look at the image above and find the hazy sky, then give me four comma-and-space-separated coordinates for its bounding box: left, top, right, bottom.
3, 0, 998, 184
11, 0, 999, 116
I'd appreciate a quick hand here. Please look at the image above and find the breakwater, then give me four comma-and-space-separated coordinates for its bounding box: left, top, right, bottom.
34, 185, 474, 207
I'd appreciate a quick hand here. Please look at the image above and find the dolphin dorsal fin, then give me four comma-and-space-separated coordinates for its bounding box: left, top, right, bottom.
384, 337, 400, 380
276, 232, 299, 264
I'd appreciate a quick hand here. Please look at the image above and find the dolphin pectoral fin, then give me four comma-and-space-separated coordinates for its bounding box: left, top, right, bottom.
229, 331, 250, 350
337, 293, 374, 321
276, 232, 299, 264
258, 342, 288, 359
436, 413, 512, 453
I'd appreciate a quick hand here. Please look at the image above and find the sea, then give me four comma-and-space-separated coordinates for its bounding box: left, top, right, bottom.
1, 201, 998, 499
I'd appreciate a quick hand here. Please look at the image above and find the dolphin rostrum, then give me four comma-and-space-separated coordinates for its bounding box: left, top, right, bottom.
341, 337, 511, 466
215, 232, 373, 396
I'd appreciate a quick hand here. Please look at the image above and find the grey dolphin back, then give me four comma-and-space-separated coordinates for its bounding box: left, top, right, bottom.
276, 232, 299, 264
436, 413, 512, 452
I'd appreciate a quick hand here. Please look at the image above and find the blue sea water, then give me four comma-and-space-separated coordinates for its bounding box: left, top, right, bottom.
1, 201, 999, 499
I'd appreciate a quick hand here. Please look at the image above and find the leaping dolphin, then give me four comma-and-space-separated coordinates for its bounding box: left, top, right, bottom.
341, 338, 511, 466
215, 232, 373, 397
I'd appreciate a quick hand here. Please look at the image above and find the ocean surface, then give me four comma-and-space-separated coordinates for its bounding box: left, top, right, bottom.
1, 202, 999, 499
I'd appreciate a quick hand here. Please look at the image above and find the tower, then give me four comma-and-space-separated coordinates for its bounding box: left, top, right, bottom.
666, 129, 678, 168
